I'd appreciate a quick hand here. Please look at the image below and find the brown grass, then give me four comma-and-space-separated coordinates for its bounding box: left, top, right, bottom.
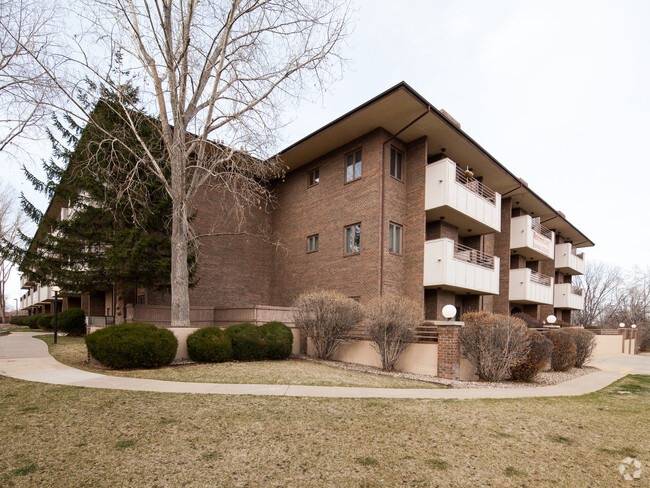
36, 336, 439, 389
0, 374, 647, 487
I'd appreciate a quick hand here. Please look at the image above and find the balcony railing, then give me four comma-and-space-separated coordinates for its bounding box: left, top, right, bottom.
570, 247, 584, 259
571, 285, 583, 296
531, 220, 553, 239
454, 165, 496, 205
453, 242, 495, 270
530, 270, 552, 287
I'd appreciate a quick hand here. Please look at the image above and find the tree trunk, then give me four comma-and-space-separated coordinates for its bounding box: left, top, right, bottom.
170, 149, 191, 328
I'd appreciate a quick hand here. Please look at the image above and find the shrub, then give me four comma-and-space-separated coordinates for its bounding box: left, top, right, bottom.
10, 316, 25, 325
510, 330, 553, 382
365, 295, 419, 371
225, 323, 267, 361
565, 328, 596, 367
459, 312, 530, 382
57, 308, 86, 336
186, 327, 233, 363
512, 312, 543, 328
85, 322, 178, 369
37, 314, 53, 330
25, 314, 42, 328
260, 322, 293, 359
548, 330, 577, 371
293, 290, 363, 360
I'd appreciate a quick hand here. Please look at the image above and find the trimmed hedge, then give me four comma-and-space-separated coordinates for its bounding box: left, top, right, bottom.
85, 322, 178, 369
57, 308, 86, 336
37, 314, 53, 330
25, 314, 43, 328
186, 327, 233, 363
510, 330, 553, 382
548, 330, 577, 372
225, 323, 267, 361
260, 321, 293, 359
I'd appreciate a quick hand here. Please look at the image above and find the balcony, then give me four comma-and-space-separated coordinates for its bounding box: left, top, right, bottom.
555, 243, 585, 275
554, 283, 585, 310
509, 268, 554, 305
510, 215, 555, 261
425, 158, 501, 236
423, 238, 500, 295
20, 274, 35, 289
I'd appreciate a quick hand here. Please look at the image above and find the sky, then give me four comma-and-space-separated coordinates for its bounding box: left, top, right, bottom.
3, 0, 650, 310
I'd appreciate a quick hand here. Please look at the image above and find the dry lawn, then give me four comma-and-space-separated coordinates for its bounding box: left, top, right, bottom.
36, 336, 439, 389
0, 375, 648, 487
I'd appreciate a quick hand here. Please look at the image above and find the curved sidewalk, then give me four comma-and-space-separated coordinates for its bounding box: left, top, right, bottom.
0, 332, 627, 399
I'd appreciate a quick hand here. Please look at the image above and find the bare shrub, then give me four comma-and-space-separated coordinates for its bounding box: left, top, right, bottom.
548, 330, 577, 371
510, 330, 553, 382
512, 312, 543, 328
365, 295, 419, 371
459, 312, 530, 382
565, 329, 597, 367
293, 290, 362, 360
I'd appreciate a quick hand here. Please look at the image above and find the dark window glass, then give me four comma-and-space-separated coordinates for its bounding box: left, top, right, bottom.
390, 147, 403, 180
309, 168, 319, 187
389, 222, 402, 253
307, 234, 319, 252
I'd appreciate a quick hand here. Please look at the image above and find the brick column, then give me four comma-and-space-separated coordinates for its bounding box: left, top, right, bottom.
436, 320, 463, 380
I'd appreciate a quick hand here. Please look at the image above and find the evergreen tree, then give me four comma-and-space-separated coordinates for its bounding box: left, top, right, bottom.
16, 90, 180, 298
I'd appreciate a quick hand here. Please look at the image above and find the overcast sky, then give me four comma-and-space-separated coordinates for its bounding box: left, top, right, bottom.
4, 0, 649, 309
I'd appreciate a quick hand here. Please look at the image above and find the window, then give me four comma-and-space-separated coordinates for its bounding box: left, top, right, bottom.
345, 224, 361, 254
307, 234, 319, 252
137, 294, 146, 305
346, 149, 362, 182
390, 147, 404, 180
389, 222, 402, 254
309, 168, 319, 187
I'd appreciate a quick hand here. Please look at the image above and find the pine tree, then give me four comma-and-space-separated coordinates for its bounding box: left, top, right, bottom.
16, 89, 182, 310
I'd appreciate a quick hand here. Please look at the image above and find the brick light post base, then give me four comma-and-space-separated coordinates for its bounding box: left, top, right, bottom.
435, 320, 464, 380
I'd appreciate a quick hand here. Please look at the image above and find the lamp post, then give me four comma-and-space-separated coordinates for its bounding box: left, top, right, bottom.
52, 286, 61, 344
546, 315, 557, 327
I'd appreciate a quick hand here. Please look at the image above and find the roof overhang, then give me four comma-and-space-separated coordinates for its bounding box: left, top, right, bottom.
278, 82, 594, 248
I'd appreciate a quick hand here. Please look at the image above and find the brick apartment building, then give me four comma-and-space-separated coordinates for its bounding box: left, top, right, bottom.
20, 82, 591, 326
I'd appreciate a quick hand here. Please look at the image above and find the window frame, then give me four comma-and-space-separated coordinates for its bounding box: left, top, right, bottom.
344, 223, 361, 255
388, 221, 403, 255
307, 234, 319, 253
390, 146, 404, 181
345, 148, 362, 183
308, 167, 320, 187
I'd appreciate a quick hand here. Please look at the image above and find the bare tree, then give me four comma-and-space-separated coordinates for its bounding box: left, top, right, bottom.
0, 185, 27, 323
16, 0, 349, 327
0, 0, 58, 157
573, 260, 622, 327
365, 295, 418, 371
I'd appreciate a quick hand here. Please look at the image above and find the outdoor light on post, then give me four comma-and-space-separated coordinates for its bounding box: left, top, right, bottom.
546, 315, 557, 326
52, 286, 61, 345
442, 304, 457, 321
619, 323, 625, 328
631, 324, 636, 329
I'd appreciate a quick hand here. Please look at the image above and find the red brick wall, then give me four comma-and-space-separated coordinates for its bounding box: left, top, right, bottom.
269, 129, 385, 306
437, 323, 461, 379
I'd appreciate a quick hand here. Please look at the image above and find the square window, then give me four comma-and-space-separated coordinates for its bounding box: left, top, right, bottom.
307, 234, 319, 252
389, 222, 402, 254
346, 149, 362, 182
345, 224, 361, 254
309, 168, 319, 187
390, 147, 403, 180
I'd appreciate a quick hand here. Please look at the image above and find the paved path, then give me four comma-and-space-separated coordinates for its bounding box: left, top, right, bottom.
0, 333, 643, 399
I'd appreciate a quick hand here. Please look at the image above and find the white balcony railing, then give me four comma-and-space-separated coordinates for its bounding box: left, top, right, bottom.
510, 215, 555, 261
509, 268, 554, 305
554, 283, 585, 310
555, 243, 585, 275
425, 158, 501, 235
424, 238, 500, 295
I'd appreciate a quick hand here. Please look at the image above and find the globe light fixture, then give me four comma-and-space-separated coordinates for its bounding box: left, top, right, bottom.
546, 315, 557, 325
631, 324, 636, 329
441, 304, 457, 321
619, 323, 625, 328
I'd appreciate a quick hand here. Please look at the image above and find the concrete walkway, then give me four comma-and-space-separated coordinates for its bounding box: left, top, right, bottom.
0, 332, 641, 400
